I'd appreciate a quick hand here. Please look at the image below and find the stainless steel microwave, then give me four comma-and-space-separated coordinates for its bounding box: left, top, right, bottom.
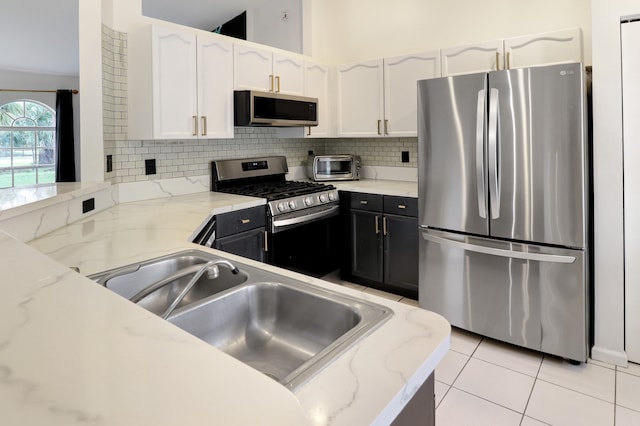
234, 90, 318, 127
307, 154, 361, 181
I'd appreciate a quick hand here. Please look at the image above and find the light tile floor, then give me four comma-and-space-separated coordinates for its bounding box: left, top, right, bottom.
321, 270, 640, 426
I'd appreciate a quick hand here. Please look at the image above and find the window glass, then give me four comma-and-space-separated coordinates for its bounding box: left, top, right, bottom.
0, 100, 56, 188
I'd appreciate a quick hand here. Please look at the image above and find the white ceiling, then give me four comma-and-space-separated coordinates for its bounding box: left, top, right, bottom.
0, 0, 265, 77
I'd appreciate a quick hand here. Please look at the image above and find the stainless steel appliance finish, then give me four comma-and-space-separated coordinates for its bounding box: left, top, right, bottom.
234, 90, 318, 127
418, 62, 590, 362
306, 154, 361, 181
210, 156, 341, 276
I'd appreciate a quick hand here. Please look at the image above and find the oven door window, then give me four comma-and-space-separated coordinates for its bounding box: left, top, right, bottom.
317, 160, 351, 175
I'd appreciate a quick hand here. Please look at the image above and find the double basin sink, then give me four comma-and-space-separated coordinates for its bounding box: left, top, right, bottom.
89, 250, 392, 389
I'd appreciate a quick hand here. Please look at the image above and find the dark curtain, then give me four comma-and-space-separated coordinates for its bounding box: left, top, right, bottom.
55, 89, 76, 182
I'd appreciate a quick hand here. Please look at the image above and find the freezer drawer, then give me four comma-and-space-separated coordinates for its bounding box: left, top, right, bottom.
418, 228, 588, 362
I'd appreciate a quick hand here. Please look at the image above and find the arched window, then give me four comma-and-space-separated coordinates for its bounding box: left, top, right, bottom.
0, 100, 56, 188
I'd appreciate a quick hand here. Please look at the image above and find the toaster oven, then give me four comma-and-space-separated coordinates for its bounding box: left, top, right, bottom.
307, 154, 361, 181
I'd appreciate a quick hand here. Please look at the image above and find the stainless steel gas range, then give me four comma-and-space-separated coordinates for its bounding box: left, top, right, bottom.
208, 156, 341, 277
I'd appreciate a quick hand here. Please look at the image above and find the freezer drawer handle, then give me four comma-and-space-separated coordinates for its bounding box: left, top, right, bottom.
421, 232, 576, 264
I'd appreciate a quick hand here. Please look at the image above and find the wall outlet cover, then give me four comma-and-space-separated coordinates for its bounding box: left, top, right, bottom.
145, 159, 156, 175
82, 198, 95, 214
401, 151, 410, 163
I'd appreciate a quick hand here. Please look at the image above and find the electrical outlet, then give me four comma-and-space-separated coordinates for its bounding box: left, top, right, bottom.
82, 198, 95, 214
401, 151, 410, 163
106, 155, 113, 172
145, 159, 156, 175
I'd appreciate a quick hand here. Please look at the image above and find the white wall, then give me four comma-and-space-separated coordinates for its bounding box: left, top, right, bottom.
0, 70, 81, 180
317, 0, 592, 64
248, 0, 303, 54
590, 0, 640, 366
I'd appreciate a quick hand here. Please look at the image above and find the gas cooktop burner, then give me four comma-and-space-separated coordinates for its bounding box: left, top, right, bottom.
222, 180, 335, 201
211, 156, 340, 217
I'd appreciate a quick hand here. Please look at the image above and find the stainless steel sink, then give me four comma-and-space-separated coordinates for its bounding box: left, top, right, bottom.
88, 250, 248, 316
168, 280, 392, 389
89, 249, 392, 389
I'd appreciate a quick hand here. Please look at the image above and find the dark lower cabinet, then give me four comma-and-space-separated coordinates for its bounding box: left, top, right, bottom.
212, 206, 267, 262
213, 227, 266, 262
341, 191, 418, 299
391, 373, 435, 426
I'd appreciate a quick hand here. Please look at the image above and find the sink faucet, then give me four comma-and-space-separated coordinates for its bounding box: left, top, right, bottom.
161, 259, 240, 319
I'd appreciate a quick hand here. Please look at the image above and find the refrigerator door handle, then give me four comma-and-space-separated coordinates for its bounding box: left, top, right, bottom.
420, 231, 576, 264
488, 88, 501, 219
476, 89, 487, 219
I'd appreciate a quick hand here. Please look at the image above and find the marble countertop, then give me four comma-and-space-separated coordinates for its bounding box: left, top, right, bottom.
5, 188, 448, 424
332, 179, 417, 198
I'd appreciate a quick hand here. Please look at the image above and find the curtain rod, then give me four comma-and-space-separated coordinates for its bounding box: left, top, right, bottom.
0, 89, 79, 94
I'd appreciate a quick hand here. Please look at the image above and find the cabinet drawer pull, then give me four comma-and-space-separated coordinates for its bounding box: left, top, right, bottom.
192, 116, 198, 136
360, 200, 368, 205
398, 204, 406, 209
264, 230, 268, 252
240, 219, 251, 224
383, 216, 388, 236
375, 215, 380, 234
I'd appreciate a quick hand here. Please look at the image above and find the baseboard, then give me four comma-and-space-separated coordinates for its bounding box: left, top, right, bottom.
591, 345, 628, 367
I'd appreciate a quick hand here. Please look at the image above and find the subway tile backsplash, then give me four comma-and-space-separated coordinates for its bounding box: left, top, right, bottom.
101, 25, 417, 185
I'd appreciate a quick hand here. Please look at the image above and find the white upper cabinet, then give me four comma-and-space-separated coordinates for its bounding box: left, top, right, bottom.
441, 28, 583, 76
504, 28, 583, 69
384, 51, 441, 137
234, 44, 304, 95
441, 40, 504, 76
304, 61, 333, 137
336, 59, 385, 137
128, 25, 233, 140
337, 51, 441, 137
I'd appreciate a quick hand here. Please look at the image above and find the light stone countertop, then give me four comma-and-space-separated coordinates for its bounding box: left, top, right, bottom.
4, 188, 448, 424
332, 179, 418, 198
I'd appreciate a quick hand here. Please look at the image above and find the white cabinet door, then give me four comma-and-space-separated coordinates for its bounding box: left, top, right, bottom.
197, 36, 234, 139
622, 20, 640, 364
336, 59, 384, 137
504, 28, 583, 69
304, 61, 333, 137
384, 51, 441, 137
152, 26, 198, 139
234, 44, 273, 91
441, 40, 503, 76
273, 52, 304, 95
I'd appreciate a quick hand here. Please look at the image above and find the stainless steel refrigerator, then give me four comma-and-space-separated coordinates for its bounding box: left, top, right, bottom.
417, 62, 590, 362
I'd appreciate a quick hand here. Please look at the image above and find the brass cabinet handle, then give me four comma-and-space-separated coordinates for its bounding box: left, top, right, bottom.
398, 204, 406, 209
240, 219, 251, 224
269, 74, 274, 92
383, 216, 388, 236
375, 215, 380, 234
275, 75, 281, 93
495, 52, 500, 71
264, 230, 268, 252
360, 200, 368, 205
307, 126, 311, 136
201, 116, 207, 136
506, 52, 511, 70
192, 116, 198, 136
377, 120, 382, 135
384, 119, 389, 135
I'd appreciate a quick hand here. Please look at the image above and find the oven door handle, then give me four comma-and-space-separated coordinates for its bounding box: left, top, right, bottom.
271, 205, 339, 232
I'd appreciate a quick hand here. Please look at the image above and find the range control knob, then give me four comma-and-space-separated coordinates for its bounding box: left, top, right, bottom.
328, 192, 337, 201
288, 200, 297, 210
319, 193, 328, 203
277, 202, 287, 212
304, 196, 314, 206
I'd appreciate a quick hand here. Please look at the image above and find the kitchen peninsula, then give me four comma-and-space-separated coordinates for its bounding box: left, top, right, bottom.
0, 181, 448, 425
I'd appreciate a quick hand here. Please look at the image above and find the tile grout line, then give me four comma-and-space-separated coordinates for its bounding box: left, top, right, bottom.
519, 354, 546, 425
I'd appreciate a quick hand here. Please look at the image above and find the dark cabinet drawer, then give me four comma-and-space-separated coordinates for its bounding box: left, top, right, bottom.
350, 192, 383, 212
216, 206, 266, 238
384, 196, 418, 217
